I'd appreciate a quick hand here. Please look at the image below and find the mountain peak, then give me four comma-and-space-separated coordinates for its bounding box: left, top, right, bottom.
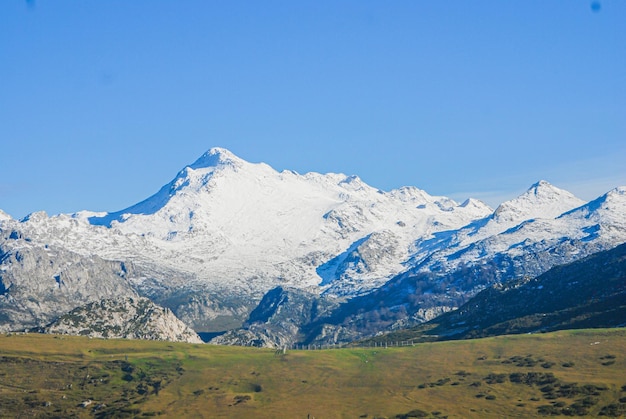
588, 186, 626, 207
561, 185, 626, 221
189, 147, 245, 170
529, 179, 550, 189
514, 180, 579, 203
606, 186, 626, 200
493, 180, 585, 223
460, 198, 492, 212
527, 180, 564, 196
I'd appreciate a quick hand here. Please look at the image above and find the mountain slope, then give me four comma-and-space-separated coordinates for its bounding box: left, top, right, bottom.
216, 185, 626, 347
440, 241, 626, 339
363, 242, 626, 344
407, 180, 587, 270
210, 286, 341, 347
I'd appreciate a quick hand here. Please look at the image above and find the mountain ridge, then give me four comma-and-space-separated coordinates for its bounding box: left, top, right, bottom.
1, 147, 625, 345
360, 242, 626, 345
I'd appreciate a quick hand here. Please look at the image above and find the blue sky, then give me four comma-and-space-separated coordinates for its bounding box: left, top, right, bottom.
1, 1, 625, 219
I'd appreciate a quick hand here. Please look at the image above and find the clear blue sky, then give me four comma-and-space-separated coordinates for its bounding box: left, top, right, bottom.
1, 1, 624, 219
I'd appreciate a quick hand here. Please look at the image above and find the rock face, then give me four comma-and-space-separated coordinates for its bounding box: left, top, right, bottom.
0, 232, 135, 332
41, 297, 202, 344
211, 287, 340, 347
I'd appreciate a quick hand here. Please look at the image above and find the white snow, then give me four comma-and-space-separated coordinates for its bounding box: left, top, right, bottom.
4, 148, 491, 296
0, 209, 12, 223
409, 182, 626, 275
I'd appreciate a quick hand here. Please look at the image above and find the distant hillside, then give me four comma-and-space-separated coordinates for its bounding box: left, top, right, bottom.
364, 243, 626, 344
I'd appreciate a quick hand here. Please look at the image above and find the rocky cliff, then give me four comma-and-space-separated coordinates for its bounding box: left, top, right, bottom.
40, 297, 202, 344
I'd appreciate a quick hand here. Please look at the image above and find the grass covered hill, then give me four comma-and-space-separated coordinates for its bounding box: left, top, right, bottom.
0, 329, 625, 418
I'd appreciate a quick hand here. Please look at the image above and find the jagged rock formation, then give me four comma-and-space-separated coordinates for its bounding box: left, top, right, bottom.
0, 230, 135, 332
40, 297, 202, 344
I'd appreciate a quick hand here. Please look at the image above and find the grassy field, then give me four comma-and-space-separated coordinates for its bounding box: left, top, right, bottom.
0, 329, 625, 418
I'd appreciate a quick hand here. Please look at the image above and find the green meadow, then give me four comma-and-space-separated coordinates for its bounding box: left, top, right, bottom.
1, 329, 625, 418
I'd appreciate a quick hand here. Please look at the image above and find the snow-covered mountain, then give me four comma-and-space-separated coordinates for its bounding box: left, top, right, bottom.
271, 184, 626, 346
81, 147, 492, 296
406, 180, 587, 270
2, 148, 491, 297
407, 183, 625, 279
1, 147, 625, 345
